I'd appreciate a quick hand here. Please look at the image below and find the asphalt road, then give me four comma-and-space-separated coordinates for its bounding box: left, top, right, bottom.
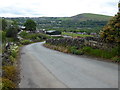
20, 42, 118, 88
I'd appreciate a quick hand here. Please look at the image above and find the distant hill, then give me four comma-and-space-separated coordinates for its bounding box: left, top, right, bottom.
71, 13, 112, 21
5, 13, 112, 22
5, 13, 113, 33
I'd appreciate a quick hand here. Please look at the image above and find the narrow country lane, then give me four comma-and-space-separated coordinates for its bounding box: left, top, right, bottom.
20, 42, 118, 88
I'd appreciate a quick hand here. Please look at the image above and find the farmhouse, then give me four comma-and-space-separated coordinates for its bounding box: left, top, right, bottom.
46, 30, 61, 35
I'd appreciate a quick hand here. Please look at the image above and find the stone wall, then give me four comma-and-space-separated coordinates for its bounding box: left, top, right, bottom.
46, 37, 117, 50
2, 42, 17, 66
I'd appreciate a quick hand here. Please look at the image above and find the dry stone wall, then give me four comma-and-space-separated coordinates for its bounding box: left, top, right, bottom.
46, 37, 117, 50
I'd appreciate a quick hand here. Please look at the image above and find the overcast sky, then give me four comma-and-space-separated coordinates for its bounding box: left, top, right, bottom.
0, 0, 119, 17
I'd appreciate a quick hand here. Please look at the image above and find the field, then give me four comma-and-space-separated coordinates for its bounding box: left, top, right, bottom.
62, 32, 93, 37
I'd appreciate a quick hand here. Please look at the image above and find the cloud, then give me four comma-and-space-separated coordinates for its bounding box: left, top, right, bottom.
0, 0, 119, 17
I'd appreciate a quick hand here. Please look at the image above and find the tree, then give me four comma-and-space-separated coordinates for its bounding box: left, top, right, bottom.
2, 31, 6, 42
100, 2, 120, 56
24, 19, 36, 32
6, 21, 18, 40
100, 2, 120, 43
2, 18, 7, 30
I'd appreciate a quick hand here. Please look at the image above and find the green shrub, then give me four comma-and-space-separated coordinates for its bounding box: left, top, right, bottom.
69, 46, 83, 55
11, 50, 17, 58
36, 37, 41, 41
20, 40, 32, 45
74, 50, 83, 55
10, 45, 19, 58
20, 32, 49, 40
101, 50, 114, 59
81, 46, 92, 54
112, 46, 120, 56
9, 56, 15, 63
112, 56, 120, 62
81, 46, 116, 59
27, 34, 36, 39
19, 31, 28, 38
69, 46, 77, 54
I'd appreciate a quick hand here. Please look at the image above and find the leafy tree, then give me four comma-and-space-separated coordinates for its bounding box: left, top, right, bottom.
6, 21, 18, 39
6, 27, 18, 39
100, 12, 120, 42
2, 31, 6, 42
100, 2, 120, 56
2, 18, 7, 30
24, 19, 36, 32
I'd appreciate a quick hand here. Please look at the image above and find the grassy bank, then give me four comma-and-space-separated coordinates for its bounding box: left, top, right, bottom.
44, 43, 120, 63
1, 44, 20, 89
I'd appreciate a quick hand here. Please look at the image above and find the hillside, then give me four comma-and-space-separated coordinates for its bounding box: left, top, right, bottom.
71, 13, 112, 21
5, 13, 112, 22
5, 13, 112, 33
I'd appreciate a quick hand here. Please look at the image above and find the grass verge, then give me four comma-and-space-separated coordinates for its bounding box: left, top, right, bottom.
44, 43, 120, 63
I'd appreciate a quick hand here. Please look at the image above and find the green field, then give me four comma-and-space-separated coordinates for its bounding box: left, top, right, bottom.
62, 32, 93, 37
